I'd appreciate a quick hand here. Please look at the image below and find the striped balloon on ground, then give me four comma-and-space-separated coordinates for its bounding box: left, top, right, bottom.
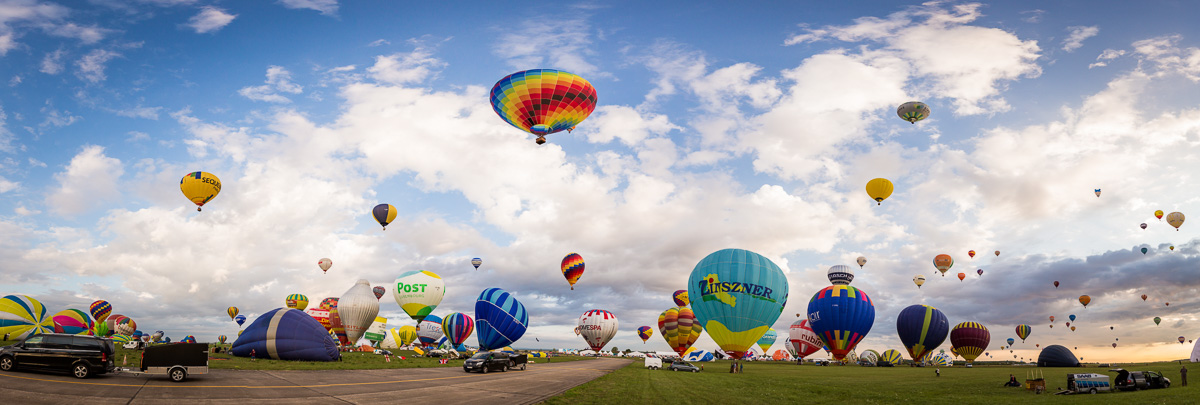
475, 288, 528, 351
417, 315, 444, 347
950, 322, 991, 363
658, 306, 703, 356
89, 300, 111, 324
789, 319, 823, 360
880, 349, 903, 365
441, 312, 474, 347
230, 308, 339, 361
896, 304, 949, 362
0, 295, 54, 340
807, 285, 874, 361
578, 309, 619, 352
52, 309, 94, 335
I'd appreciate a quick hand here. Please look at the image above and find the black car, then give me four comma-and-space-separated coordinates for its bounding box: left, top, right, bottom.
667, 361, 700, 372
1111, 369, 1171, 390
0, 333, 115, 378
463, 351, 511, 373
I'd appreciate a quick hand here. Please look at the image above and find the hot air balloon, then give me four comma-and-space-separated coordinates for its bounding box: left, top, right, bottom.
230, 308, 340, 361
968, 250, 976, 258
51, 309, 94, 335
338, 279, 382, 344
1180, 336, 1186, 344
1155, 210, 1164, 220
1069, 314, 1076, 322
390, 325, 418, 348
897, 304, 949, 363
372, 286, 385, 300
1166, 302, 1170, 306
1065, 322, 1070, 327
1141, 247, 1148, 255
688, 249, 789, 359
757, 329, 778, 353
1141, 223, 1148, 230
827, 265, 855, 285
672, 290, 689, 307
1049, 325, 1053, 329
1110, 326, 1114, 330
913, 275, 926, 289
1049, 316, 1055, 323
471, 257, 482, 270
490, 69, 598, 145
372, 204, 398, 230
865, 178, 894, 205
1167, 211, 1185, 231
441, 312, 474, 348
1007, 338, 1015, 346
933, 254, 953, 277
114, 317, 137, 336
637, 326, 653, 343
977, 269, 984, 277
286, 294, 309, 311
1054, 281, 1060, 288
1112, 343, 1117, 348
218, 335, 227, 344
788, 319, 823, 360
330, 305, 349, 345
88, 300, 111, 324
234, 315, 246, 327
896, 101, 930, 123
318, 258, 332, 274
180, 171, 221, 211
994, 250, 1000, 256
151, 331, 164, 342
416, 315, 444, 348
1170, 246, 1175, 251
1070, 326, 1075, 331
957, 272, 966, 282
475, 288, 528, 350
578, 310, 618, 351
1015, 324, 1031, 342
227, 307, 239, 320
808, 285, 874, 361
561, 253, 585, 290
856, 256, 867, 268
880, 349, 903, 365
1079, 295, 1091, 308
1154, 317, 1162, 326
392, 270, 445, 323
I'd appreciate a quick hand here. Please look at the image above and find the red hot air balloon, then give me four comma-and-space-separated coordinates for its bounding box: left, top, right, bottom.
957, 272, 966, 282
1141, 294, 1148, 301
1112, 343, 1117, 348
1049, 316, 1055, 323
372, 286, 385, 300
1054, 281, 1059, 288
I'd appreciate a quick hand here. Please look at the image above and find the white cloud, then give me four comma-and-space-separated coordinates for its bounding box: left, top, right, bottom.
1062, 26, 1098, 52
186, 6, 236, 34
278, 0, 338, 16
1088, 48, 1126, 68
14, 206, 38, 215
75, 49, 119, 83
45, 145, 124, 216
126, 131, 150, 142
45, 22, 112, 44
368, 39, 389, 47
115, 105, 162, 119
40, 48, 66, 74
0, 33, 13, 55
493, 18, 601, 76
367, 47, 445, 85
238, 66, 303, 103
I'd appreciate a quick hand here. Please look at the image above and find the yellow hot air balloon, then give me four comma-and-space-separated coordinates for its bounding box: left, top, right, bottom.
180, 172, 221, 211
1166, 212, 1185, 231
1155, 210, 1164, 220
913, 275, 926, 289
1078, 295, 1091, 308
226, 306, 239, 320
865, 178, 894, 205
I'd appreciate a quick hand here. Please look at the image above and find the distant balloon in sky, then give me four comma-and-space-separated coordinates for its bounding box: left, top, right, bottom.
689, 248, 789, 359
1141, 223, 1148, 230
561, 253, 585, 290
827, 265, 854, 285
471, 257, 482, 270
1155, 210, 1164, 220
933, 254, 953, 277
896, 101, 930, 123
1112, 343, 1117, 348
1166, 212, 1185, 231
1054, 281, 1060, 288
957, 272, 966, 282
1079, 295, 1091, 308
1170, 245, 1175, 251
228, 307, 239, 320
913, 275, 926, 289
1094, 189, 1101, 197
856, 256, 867, 268
672, 290, 690, 307
89, 300, 112, 324
1141, 247, 1148, 255
865, 178, 894, 205
1180, 336, 1186, 344
1069, 314, 1076, 322
637, 326, 653, 343
1015, 324, 1031, 342
1049, 316, 1055, 323
977, 269, 984, 277
995, 250, 1000, 256
234, 314, 246, 327
318, 258, 332, 274
179, 171, 220, 211
372, 286, 385, 300
1007, 338, 1015, 346
1154, 316, 1161, 326
490, 69, 598, 145
372, 203, 397, 230
968, 250, 976, 258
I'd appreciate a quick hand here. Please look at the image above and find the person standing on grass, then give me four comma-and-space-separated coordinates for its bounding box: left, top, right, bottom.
1181, 365, 1188, 386
936, 367, 940, 377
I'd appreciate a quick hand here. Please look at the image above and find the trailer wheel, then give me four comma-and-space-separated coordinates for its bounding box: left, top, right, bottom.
72, 363, 90, 379
169, 367, 187, 382
1089, 388, 1097, 394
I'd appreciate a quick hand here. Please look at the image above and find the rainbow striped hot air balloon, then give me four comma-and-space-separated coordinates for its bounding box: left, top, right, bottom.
490, 69, 598, 145
809, 286, 874, 361
896, 304, 949, 363
949, 322, 990, 363
441, 312, 474, 348
689, 249, 789, 360
0, 295, 54, 340
89, 300, 112, 324
637, 326, 653, 343
1015, 324, 1032, 342
218, 335, 227, 344
561, 253, 585, 290
52, 309, 94, 335
658, 307, 702, 356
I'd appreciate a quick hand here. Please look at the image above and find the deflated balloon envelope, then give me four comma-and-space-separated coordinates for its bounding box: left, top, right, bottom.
231, 308, 340, 361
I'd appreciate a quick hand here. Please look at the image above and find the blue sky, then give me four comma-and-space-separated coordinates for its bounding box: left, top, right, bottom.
1, 1, 1199, 362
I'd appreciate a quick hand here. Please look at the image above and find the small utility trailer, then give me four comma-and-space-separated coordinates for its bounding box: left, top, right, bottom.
117, 343, 209, 382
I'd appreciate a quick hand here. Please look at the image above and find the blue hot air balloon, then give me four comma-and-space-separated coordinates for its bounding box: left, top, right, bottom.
1069, 314, 1076, 322
1007, 337, 1015, 346
896, 304, 949, 362
807, 285, 874, 361
475, 288, 528, 350
688, 248, 789, 359
230, 308, 340, 361
234, 314, 247, 327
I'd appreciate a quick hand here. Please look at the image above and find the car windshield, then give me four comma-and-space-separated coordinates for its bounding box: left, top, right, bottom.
470, 352, 491, 360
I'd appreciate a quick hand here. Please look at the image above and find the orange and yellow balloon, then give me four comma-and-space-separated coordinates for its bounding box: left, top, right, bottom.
490, 69, 597, 145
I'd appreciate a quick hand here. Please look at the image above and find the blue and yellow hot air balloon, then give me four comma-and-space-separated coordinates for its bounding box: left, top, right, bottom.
688, 249, 789, 360
372, 203, 398, 230
490, 69, 598, 145
896, 304, 949, 363
757, 329, 778, 353
475, 288, 528, 350
672, 290, 689, 307
89, 300, 111, 324
808, 285, 875, 361
0, 295, 54, 340
637, 326, 653, 343
180, 171, 221, 211
880, 349, 903, 365
285, 294, 309, 311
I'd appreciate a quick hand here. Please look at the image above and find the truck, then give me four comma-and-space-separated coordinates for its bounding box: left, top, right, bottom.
117, 343, 209, 382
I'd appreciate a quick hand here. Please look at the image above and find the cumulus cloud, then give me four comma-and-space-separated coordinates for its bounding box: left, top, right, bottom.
45, 145, 125, 216
367, 47, 445, 85
1062, 26, 1098, 52
40, 48, 66, 74
74, 49, 119, 83
493, 17, 601, 76
1089, 48, 1126, 69
238, 66, 303, 103
278, 0, 338, 16
186, 6, 236, 34
44, 22, 113, 44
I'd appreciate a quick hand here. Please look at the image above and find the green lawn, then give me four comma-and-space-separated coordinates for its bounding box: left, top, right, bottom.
545, 360, 1197, 404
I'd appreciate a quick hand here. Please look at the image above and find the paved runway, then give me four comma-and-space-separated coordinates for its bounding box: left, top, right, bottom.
0, 358, 631, 404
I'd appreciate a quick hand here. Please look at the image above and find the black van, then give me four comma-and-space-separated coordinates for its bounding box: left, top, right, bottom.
0, 333, 116, 378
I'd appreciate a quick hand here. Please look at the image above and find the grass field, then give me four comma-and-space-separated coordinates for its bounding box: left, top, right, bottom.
545, 360, 1197, 404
